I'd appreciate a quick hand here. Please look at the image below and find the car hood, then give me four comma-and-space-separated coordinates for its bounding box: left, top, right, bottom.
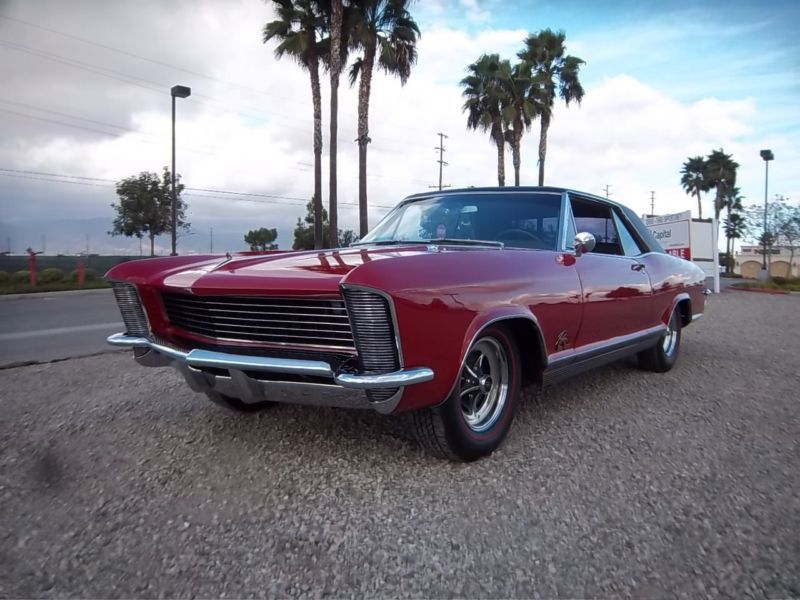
145, 246, 432, 296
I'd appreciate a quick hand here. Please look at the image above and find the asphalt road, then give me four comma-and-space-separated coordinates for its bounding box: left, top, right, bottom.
1, 290, 798, 597
0, 289, 122, 367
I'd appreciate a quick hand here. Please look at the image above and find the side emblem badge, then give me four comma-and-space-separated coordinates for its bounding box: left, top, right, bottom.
555, 330, 569, 351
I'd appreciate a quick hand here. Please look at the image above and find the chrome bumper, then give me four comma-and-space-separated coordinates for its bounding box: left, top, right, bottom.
107, 333, 434, 414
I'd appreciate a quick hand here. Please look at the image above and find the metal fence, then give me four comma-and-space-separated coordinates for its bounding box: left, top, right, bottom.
0, 255, 149, 276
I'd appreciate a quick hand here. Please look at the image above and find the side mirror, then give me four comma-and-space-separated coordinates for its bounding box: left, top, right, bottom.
574, 232, 596, 257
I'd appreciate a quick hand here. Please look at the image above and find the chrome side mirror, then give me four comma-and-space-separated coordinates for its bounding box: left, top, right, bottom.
574, 232, 596, 257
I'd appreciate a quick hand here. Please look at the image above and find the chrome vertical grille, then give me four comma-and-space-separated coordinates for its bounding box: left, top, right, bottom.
111, 281, 150, 338
343, 288, 400, 402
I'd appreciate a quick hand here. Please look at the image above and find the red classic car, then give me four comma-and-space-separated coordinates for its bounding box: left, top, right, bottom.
107, 187, 706, 461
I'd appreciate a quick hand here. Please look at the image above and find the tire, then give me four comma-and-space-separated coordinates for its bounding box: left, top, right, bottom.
205, 391, 278, 413
411, 325, 521, 461
638, 307, 682, 372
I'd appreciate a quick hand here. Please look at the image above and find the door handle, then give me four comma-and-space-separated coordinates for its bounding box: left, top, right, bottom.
631, 263, 646, 272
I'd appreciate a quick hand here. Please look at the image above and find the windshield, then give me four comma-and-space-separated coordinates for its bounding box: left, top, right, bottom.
357, 192, 563, 250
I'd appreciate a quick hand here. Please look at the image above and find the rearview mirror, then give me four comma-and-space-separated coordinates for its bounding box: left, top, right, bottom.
574, 232, 596, 257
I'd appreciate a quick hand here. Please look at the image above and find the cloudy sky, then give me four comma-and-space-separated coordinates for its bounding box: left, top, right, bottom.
0, 0, 798, 255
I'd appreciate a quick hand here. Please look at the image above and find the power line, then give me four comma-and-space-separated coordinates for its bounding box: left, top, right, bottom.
0, 37, 426, 157
0, 168, 398, 209
0, 14, 436, 141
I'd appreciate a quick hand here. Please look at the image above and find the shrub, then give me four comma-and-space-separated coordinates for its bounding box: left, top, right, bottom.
0, 271, 9, 285
70, 268, 97, 282
12, 270, 30, 284
40, 268, 65, 283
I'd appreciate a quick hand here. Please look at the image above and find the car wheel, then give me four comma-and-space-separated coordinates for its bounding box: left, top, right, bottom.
411, 325, 521, 461
205, 391, 278, 412
638, 307, 682, 372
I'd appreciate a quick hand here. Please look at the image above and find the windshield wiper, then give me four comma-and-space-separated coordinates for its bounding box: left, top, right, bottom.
350, 239, 425, 247
352, 238, 504, 248
428, 238, 505, 248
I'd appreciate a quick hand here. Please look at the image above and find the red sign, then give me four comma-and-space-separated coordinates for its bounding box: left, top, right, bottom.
666, 247, 691, 260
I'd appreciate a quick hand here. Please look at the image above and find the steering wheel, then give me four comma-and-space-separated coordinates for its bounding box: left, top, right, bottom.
495, 228, 544, 245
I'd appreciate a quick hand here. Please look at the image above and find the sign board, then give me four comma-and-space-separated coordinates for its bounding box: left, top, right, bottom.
644, 210, 692, 260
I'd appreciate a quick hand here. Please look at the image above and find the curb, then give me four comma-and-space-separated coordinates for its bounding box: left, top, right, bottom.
0, 287, 113, 301
728, 286, 790, 296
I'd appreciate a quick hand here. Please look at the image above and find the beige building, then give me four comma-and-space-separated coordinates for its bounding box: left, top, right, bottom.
735, 245, 798, 278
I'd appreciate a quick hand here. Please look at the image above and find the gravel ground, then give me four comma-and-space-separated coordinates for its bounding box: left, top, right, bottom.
1, 291, 799, 598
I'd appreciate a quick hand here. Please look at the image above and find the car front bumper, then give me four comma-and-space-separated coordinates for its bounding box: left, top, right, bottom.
107, 333, 434, 414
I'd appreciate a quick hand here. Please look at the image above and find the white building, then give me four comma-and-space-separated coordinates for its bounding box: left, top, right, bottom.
734, 245, 798, 278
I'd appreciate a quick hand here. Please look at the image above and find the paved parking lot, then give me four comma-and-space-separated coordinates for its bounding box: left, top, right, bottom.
1, 291, 798, 597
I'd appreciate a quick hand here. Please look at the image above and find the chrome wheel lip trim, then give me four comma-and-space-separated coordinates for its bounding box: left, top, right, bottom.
662, 315, 678, 356
459, 338, 509, 433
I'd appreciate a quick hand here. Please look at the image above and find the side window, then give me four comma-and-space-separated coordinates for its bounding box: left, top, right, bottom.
612, 210, 645, 257
570, 197, 623, 255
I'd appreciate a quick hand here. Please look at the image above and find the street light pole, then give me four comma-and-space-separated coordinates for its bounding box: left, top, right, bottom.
170, 85, 191, 256
759, 149, 774, 277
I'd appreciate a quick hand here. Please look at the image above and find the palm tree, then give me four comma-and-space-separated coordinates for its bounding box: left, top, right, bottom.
680, 156, 708, 219
461, 54, 508, 186
705, 149, 739, 221
498, 60, 536, 186
518, 29, 585, 186
722, 187, 744, 274
349, 0, 420, 237
263, 0, 325, 249
723, 212, 747, 275
321, 0, 346, 247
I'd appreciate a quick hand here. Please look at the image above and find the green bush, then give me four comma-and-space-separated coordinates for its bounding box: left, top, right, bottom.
70, 268, 97, 282
0, 271, 9, 285
12, 270, 30, 284
40, 268, 65, 283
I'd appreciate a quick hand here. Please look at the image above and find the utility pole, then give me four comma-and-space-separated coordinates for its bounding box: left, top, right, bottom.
650, 191, 656, 216
85, 233, 90, 255
429, 132, 451, 192
210, 227, 214, 253
603, 184, 612, 198
41, 235, 46, 254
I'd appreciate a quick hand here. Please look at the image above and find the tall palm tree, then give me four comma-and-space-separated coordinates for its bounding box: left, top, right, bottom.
722, 186, 744, 274
498, 60, 536, 186
461, 53, 508, 186
321, 0, 346, 247
705, 149, 739, 221
723, 212, 747, 275
518, 29, 584, 186
680, 155, 708, 219
349, 0, 420, 237
263, 0, 325, 249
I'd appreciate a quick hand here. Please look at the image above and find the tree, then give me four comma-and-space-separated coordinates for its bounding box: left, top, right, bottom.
349, 0, 420, 237
723, 213, 747, 274
461, 53, 508, 186
498, 60, 536, 186
705, 149, 739, 221
743, 194, 786, 273
773, 198, 800, 277
721, 186, 744, 274
518, 29, 585, 186
110, 167, 188, 256
322, 0, 346, 248
293, 199, 357, 250
244, 227, 279, 251
264, 0, 325, 249
680, 156, 709, 219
